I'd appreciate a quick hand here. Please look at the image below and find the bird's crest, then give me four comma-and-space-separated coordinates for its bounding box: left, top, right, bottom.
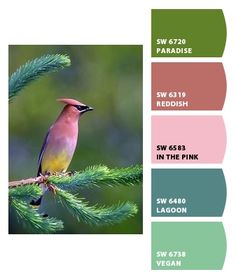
57, 98, 86, 106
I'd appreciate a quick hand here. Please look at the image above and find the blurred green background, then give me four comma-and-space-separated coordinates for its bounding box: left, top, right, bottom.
9, 45, 142, 234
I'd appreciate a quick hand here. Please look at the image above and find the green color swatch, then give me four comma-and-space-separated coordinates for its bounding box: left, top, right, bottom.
151, 9, 227, 57
152, 222, 226, 270
152, 169, 226, 217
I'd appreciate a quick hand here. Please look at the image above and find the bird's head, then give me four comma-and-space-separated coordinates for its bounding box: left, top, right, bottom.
57, 98, 93, 117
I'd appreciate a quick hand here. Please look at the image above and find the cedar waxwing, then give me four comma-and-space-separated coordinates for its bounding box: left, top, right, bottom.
31, 98, 93, 206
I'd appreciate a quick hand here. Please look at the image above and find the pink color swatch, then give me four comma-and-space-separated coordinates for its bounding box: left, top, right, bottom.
151, 116, 226, 164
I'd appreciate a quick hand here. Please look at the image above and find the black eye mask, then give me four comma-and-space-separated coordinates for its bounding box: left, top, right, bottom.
74, 105, 89, 111
74, 105, 93, 113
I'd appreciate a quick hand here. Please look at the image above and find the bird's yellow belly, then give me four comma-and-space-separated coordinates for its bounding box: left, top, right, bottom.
41, 151, 71, 174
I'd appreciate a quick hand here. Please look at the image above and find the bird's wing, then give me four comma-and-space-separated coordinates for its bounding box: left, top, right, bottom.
37, 126, 53, 176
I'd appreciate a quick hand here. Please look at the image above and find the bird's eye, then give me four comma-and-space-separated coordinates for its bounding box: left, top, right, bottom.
76, 105, 82, 110
74, 105, 88, 111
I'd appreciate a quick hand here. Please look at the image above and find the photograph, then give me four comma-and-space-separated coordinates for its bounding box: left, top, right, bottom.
9, 45, 143, 234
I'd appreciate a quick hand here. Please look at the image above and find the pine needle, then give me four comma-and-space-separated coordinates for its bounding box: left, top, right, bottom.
9, 184, 42, 201
49, 165, 142, 192
10, 199, 63, 233
9, 54, 71, 101
56, 189, 138, 226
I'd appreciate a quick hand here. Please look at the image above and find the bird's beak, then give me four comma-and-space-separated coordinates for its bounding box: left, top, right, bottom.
80, 106, 93, 115
86, 106, 93, 112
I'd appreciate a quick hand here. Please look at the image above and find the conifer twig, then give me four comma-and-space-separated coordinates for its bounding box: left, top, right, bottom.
9, 184, 42, 200
9, 176, 45, 188
56, 189, 138, 226
9, 165, 142, 190
10, 199, 64, 233
48, 165, 143, 192
9, 54, 71, 101
9, 165, 142, 232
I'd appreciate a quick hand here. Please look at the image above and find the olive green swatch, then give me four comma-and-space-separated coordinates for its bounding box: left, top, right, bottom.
152, 169, 226, 217
152, 222, 226, 270
151, 9, 227, 57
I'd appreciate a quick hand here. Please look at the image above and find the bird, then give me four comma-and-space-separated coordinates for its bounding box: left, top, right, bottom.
30, 98, 93, 206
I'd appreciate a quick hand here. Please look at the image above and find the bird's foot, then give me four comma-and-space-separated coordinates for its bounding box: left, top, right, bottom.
67, 170, 76, 176
46, 183, 57, 194
51, 171, 76, 177
50, 171, 68, 177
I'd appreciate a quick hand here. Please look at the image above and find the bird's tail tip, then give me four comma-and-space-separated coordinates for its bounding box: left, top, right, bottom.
30, 196, 43, 207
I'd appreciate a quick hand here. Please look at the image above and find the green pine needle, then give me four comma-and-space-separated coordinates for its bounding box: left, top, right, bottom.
10, 199, 63, 233
9, 54, 71, 101
9, 184, 42, 201
56, 189, 138, 226
49, 165, 142, 192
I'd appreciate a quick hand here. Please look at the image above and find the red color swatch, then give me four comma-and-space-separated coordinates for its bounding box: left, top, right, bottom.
152, 63, 226, 110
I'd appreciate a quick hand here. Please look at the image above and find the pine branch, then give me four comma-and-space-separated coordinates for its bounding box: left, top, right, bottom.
9, 165, 142, 232
56, 189, 138, 226
9, 54, 71, 101
9, 175, 45, 188
10, 199, 63, 233
8, 165, 142, 191
48, 165, 143, 192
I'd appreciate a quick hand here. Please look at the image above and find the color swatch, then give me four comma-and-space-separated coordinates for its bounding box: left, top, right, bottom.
152, 222, 227, 270
151, 116, 226, 164
150, 7, 227, 272
152, 63, 227, 110
151, 169, 226, 216
151, 9, 227, 57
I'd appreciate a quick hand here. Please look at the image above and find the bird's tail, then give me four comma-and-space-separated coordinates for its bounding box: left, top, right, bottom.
30, 181, 48, 207
30, 196, 43, 206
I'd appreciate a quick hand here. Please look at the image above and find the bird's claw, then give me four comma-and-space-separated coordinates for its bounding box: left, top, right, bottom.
67, 170, 76, 176
46, 183, 57, 194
